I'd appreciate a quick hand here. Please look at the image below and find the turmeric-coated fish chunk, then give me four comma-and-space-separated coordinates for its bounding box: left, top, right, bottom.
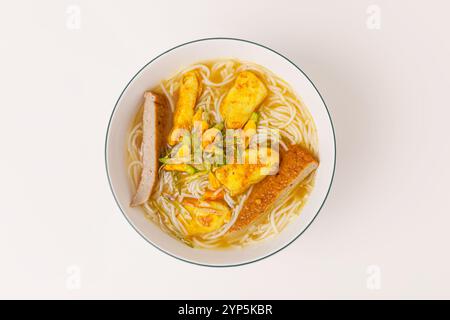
214, 147, 279, 196
168, 71, 201, 145
220, 71, 268, 129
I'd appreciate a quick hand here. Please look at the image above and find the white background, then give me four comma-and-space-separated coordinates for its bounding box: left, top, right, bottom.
1, 0, 449, 299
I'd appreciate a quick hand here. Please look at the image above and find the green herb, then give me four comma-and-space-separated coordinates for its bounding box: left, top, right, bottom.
159, 157, 170, 164
214, 122, 224, 131
185, 165, 197, 175
250, 112, 259, 123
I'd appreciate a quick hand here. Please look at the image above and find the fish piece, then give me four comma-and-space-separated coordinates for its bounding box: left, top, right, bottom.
178, 199, 231, 235
168, 71, 201, 145
214, 147, 279, 196
208, 172, 222, 190
214, 164, 262, 196
131, 92, 170, 206
229, 145, 318, 232
202, 128, 221, 148
220, 71, 268, 129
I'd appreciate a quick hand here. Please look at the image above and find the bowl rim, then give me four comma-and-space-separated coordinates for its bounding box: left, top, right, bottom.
105, 37, 336, 268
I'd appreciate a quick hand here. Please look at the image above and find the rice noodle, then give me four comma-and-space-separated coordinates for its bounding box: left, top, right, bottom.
160, 82, 174, 112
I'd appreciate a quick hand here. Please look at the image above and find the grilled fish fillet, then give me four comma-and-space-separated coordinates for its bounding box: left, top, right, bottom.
220, 71, 268, 129
229, 145, 318, 232
168, 71, 200, 145
131, 92, 170, 207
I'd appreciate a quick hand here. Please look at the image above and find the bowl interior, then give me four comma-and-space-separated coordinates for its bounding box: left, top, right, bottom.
106, 38, 335, 266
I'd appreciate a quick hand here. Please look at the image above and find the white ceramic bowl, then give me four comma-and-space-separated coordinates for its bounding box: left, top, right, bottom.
106, 38, 335, 267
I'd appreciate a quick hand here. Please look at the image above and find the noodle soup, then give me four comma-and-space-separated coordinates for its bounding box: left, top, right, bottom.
127, 59, 318, 249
